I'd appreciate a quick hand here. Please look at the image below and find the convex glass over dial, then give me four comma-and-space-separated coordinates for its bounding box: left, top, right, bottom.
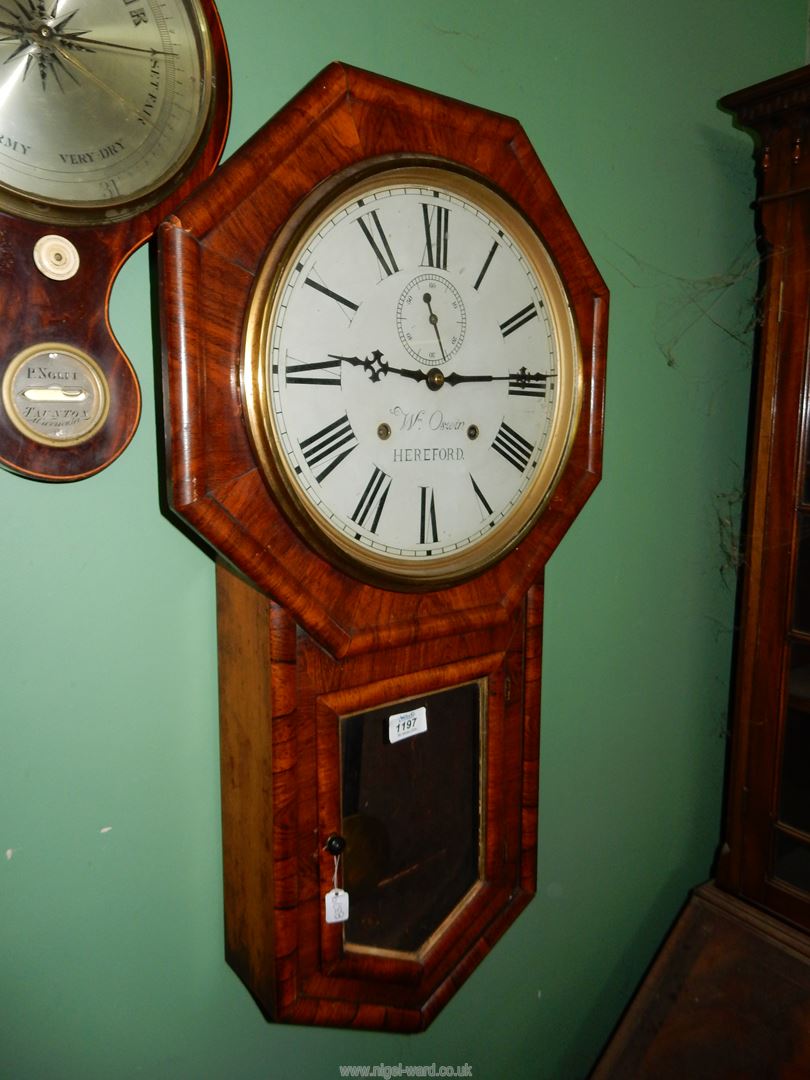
0, 0, 214, 222
244, 163, 582, 587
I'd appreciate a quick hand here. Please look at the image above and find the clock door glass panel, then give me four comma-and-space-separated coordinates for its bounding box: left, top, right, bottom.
773, 832, 810, 893
340, 682, 483, 953
779, 642, 810, 837
778, 712, 810, 834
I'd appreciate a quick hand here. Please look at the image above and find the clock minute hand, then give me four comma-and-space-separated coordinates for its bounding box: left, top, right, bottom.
443, 366, 549, 390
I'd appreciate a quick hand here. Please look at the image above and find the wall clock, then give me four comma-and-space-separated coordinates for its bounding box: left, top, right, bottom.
0, 0, 230, 481
158, 62, 608, 1030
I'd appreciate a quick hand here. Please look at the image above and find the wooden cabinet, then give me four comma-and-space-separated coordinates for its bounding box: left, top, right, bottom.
716, 64, 810, 929
591, 883, 810, 1079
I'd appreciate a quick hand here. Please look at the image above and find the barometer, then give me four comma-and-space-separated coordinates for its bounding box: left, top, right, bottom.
0, 0, 230, 480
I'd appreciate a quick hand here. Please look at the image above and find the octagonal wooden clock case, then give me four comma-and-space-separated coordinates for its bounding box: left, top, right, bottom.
158, 62, 608, 1031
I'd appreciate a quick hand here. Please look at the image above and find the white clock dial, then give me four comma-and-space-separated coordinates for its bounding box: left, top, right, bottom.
244, 164, 581, 587
0, 0, 214, 221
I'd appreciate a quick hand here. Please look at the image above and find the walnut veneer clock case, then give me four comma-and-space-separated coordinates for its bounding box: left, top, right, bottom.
158, 62, 608, 1030
0, 0, 230, 481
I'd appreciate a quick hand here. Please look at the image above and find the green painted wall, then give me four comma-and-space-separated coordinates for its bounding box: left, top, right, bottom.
1, 3, 805, 1078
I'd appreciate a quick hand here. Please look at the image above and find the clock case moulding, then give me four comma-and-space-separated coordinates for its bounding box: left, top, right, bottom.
158, 61, 608, 1031
0, 0, 231, 482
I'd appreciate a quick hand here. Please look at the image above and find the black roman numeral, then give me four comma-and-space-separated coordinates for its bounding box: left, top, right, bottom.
499, 303, 538, 338
421, 202, 449, 270
303, 274, 359, 316
470, 474, 494, 518
419, 486, 438, 545
281, 356, 342, 386
508, 369, 549, 398
491, 421, 534, 473
473, 240, 499, 291
357, 209, 399, 278
299, 414, 358, 483
351, 466, 392, 534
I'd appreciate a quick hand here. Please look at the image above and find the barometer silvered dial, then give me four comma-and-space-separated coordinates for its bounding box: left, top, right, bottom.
0, 0, 214, 222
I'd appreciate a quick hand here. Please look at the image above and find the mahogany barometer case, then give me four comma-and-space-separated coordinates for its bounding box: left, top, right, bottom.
157, 62, 608, 1031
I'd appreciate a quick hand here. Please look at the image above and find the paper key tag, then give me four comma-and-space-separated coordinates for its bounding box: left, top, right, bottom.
389, 705, 427, 744
325, 888, 349, 924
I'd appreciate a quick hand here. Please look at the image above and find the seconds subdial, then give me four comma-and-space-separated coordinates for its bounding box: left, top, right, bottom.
396, 273, 466, 366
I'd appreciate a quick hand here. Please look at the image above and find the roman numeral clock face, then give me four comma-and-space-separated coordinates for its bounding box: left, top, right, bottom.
243, 165, 582, 587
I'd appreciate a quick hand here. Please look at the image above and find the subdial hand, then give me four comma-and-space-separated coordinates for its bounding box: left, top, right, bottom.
422, 291, 447, 362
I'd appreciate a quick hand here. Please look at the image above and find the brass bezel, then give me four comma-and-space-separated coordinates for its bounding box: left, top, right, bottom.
242, 157, 583, 591
0, 0, 216, 226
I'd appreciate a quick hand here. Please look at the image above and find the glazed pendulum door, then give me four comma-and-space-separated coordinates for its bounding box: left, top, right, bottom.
339, 683, 483, 953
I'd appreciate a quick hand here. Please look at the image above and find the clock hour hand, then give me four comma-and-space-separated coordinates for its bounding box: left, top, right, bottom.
328, 350, 429, 385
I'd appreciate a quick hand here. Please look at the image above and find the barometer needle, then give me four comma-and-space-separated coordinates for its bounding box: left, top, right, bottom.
47, 40, 159, 126
0, 18, 176, 56
57, 35, 177, 58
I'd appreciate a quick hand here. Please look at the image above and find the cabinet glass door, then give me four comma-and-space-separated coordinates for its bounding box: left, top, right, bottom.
772, 392, 810, 893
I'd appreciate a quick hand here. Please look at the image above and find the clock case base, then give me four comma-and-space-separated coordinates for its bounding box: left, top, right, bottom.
216, 560, 542, 1031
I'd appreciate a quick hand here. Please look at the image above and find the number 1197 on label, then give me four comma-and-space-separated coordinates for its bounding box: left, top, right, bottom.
388, 705, 428, 744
